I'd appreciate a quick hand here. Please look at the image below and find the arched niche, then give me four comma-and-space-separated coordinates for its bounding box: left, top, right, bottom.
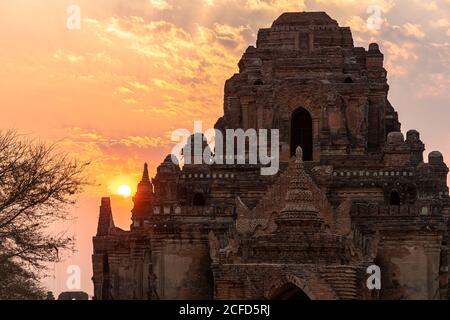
290, 107, 313, 161
193, 192, 206, 206
389, 190, 401, 206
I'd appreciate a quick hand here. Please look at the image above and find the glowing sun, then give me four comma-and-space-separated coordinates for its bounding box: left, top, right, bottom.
117, 184, 132, 198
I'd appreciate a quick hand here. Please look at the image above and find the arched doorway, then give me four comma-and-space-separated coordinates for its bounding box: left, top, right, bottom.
389, 190, 401, 206
193, 193, 206, 206
271, 283, 311, 300
290, 107, 313, 161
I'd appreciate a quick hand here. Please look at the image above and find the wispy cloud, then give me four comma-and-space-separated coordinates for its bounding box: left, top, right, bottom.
401, 23, 425, 39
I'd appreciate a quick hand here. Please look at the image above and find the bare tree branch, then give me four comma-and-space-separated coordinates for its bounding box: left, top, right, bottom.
0, 130, 88, 299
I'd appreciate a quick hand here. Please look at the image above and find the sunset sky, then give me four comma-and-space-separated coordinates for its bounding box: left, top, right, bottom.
0, 0, 449, 296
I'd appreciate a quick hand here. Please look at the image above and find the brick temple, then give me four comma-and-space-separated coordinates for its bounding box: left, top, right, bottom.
92, 12, 450, 300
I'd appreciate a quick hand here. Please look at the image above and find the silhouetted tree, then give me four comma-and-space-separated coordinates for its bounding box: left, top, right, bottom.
0, 130, 88, 299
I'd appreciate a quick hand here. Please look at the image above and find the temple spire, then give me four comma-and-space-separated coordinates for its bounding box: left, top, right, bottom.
96, 197, 115, 236
135, 162, 153, 195
142, 163, 150, 182
132, 163, 153, 223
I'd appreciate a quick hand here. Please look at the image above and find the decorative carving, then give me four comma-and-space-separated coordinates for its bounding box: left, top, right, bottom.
208, 231, 220, 263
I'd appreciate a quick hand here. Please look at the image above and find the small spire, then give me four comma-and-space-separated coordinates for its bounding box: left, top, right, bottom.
142, 163, 150, 182
97, 197, 115, 236
279, 146, 321, 221
135, 163, 153, 198
296, 146, 303, 160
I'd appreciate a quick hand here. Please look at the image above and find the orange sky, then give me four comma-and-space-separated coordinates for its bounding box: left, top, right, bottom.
0, 0, 449, 297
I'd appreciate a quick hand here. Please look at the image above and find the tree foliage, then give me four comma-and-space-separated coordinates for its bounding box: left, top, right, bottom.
0, 130, 88, 299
